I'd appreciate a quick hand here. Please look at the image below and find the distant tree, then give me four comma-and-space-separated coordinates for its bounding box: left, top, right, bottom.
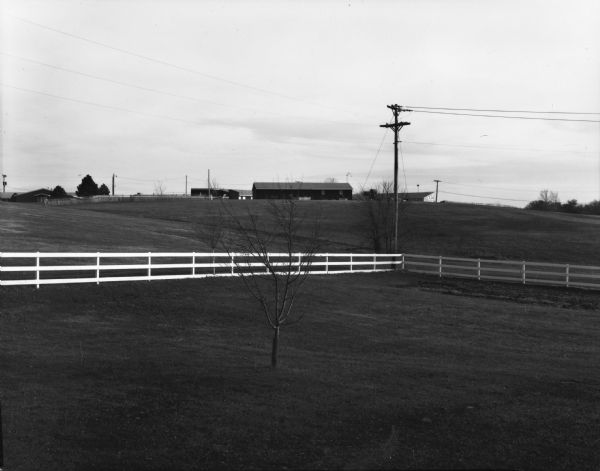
562, 199, 580, 213
153, 181, 166, 196
98, 183, 110, 196
583, 200, 600, 215
51, 185, 68, 198
76, 175, 100, 197
324, 177, 337, 183
526, 189, 561, 211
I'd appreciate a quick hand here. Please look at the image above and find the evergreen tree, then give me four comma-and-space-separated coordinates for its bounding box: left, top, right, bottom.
98, 183, 110, 196
51, 185, 68, 198
76, 175, 100, 197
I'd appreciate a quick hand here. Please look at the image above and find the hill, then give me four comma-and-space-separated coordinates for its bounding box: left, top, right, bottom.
1, 199, 599, 265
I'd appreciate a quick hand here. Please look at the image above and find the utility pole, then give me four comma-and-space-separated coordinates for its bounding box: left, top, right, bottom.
111, 174, 116, 196
434, 179, 441, 203
380, 104, 412, 253
185, 175, 188, 196
2, 174, 6, 193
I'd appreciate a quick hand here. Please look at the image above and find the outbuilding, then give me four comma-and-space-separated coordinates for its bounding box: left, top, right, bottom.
10, 188, 53, 203
252, 182, 353, 200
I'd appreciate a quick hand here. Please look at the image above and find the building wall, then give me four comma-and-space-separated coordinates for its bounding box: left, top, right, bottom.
253, 188, 352, 200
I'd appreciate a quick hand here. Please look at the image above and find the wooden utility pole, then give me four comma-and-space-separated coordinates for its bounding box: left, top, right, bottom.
380, 105, 412, 253
112, 173, 116, 196
208, 169, 211, 200
185, 175, 188, 196
434, 179, 442, 202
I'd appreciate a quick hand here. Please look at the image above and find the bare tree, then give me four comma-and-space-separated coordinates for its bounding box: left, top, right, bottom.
153, 181, 166, 196
224, 199, 321, 368
362, 181, 407, 253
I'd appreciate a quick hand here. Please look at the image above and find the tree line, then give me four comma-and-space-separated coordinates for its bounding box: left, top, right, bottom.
526, 189, 600, 214
50, 175, 110, 198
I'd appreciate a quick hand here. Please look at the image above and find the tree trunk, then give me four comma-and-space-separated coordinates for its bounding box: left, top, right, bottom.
271, 326, 280, 368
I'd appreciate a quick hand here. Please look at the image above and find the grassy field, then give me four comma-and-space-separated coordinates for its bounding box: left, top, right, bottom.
2, 199, 600, 264
1, 273, 599, 470
1, 199, 599, 469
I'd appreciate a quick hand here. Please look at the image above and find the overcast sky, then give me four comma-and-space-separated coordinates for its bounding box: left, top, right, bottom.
2, 0, 599, 206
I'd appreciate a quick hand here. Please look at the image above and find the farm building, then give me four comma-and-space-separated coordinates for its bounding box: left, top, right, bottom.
9, 188, 53, 203
362, 190, 434, 202
190, 188, 228, 198
252, 182, 353, 200
400, 191, 434, 202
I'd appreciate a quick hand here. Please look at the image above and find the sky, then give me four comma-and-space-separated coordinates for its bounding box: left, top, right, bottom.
1, 0, 599, 206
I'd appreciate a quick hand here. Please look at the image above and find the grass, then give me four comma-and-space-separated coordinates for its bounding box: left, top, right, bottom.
1, 272, 599, 470
2, 199, 600, 264
1, 198, 600, 469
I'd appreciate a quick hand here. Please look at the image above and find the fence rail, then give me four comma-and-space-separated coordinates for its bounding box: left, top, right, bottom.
1, 252, 599, 290
0, 252, 402, 288
402, 254, 600, 290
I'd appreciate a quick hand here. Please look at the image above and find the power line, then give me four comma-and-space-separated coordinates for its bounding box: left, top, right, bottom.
0, 52, 360, 126
411, 109, 600, 123
8, 14, 354, 116
406, 105, 600, 116
362, 128, 389, 189
403, 140, 597, 155
399, 141, 407, 192
1, 83, 213, 127
440, 190, 530, 202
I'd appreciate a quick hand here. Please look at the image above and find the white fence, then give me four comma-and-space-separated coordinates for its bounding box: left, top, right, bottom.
0, 252, 402, 288
402, 254, 600, 290
1, 252, 599, 290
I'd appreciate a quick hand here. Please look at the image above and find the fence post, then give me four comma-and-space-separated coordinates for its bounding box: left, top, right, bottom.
266, 254, 269, 274
373, 254, 376, 271
147, 252, 152, 280
298, 254, 302, 274
231, 254, 235, 275
565, 264, 570, 287
477, 258, 481, 281
326, 254, 329, 274
36, 251, 40, 289
439, 256, 443, 278
192, 252, 196, 277
401, 253, 405, 271
522, 261, 526, 284
350, 254, 353, 272
96, 252, 100, 284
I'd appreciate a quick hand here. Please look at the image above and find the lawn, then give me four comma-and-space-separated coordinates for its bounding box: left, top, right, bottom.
1, 272, 599, 470
2, 199, 600, 264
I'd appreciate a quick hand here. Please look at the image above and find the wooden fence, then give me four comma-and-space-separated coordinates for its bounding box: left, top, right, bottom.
0, 252, 402, 288
402, 254, 600, 290
0, 252, 599, 290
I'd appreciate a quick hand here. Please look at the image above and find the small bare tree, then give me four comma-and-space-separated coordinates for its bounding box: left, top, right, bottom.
362, 181, 407, 253
153, 181, 166, 196
225, 199, 321, 368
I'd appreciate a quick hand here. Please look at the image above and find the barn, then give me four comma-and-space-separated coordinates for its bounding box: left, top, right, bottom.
252, 182, 353, 200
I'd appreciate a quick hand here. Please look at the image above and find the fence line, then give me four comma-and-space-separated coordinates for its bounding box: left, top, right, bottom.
1, 252, 599, 290
0, 252, 402, 288
401, 254, 600, 290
